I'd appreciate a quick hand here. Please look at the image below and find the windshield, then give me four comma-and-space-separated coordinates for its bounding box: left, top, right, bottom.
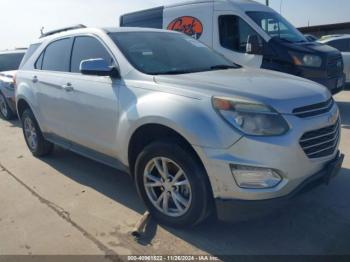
247, 11, 307, 43
109, 32, 238, 75
0, 52, 25, 72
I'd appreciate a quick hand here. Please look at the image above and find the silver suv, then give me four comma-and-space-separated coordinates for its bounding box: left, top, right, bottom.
16, 27, 344, 227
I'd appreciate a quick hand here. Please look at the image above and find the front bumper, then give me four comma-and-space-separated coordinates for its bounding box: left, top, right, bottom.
193, 104, 341, 201
215, 152, 344, 221
308, 74, 345, 95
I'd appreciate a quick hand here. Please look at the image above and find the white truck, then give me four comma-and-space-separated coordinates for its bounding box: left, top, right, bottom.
120, 0, 345, 94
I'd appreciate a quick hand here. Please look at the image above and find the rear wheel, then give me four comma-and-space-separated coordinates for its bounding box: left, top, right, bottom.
0, 93, 15, 120
135, 141, 213, 227
21, 108, 54, 157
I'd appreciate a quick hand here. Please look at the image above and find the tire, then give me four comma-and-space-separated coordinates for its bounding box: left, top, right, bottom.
135, 141, 213, 228
0, 92, 15, 120
21, 108, 54, 157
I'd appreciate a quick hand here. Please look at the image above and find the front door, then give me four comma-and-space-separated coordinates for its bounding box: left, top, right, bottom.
213, 12, 264, 68
60, 35, 120, 158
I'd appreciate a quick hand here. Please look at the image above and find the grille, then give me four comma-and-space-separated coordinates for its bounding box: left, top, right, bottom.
327, 54, 343, 78
293, 98, 334, 118
300, 120, 340, 159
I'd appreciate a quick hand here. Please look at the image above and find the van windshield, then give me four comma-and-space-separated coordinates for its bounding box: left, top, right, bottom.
109, 32, 239, 75
247, 11, 307, 43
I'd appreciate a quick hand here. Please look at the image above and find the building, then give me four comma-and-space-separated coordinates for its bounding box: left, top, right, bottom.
299, 22, 350, 38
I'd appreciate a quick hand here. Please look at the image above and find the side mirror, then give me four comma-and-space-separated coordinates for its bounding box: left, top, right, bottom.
80, 58, 120, 78
246, 35, 263, 55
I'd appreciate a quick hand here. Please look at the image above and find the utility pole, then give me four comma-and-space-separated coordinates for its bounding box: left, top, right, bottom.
266, 0, 269, 6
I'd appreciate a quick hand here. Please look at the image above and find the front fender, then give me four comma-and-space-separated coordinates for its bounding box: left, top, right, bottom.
116, 87, 242, 165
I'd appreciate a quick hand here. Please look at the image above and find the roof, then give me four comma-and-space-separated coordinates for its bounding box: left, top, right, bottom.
0, 49, 27, 54
299, 22, 350, 33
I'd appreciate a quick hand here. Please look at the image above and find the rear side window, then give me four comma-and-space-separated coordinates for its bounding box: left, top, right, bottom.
42, 38, 72, 72
70, 36, 114, 73
328, 39, 350, 52
35, 52, 44, 69
219, 15, 262, 53
0, 52, 25, 71
120, 7, 163, 29
19, 45, 38, 68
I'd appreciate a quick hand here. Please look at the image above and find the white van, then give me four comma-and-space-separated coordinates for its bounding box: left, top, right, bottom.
120, 0, 345, 94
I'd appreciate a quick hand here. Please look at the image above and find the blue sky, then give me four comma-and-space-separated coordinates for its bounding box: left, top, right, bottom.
0, 0, 349, 50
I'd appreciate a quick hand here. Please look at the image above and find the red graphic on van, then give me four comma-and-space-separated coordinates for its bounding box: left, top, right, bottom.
167, 16, 203, 39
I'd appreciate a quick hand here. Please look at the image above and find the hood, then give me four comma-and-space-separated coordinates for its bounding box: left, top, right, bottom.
275, 38, 340, 55
154, 68, 331, 114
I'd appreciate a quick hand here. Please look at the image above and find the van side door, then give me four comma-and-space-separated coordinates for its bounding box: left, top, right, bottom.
163, 2, 213, 47
213, 12, 264, 68
60, 35, 121, 159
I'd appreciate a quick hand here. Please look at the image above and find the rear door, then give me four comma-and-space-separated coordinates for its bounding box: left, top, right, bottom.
34, 37, 73, 142
61, 35, 120, 158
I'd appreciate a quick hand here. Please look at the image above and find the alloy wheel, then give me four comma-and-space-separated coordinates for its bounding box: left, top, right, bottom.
143, 157, 192, 217
24, 117, 38, 150
0, 94, 8, 118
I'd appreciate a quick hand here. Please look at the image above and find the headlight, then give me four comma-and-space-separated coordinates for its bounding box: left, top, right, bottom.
3, 82, 14, 90
212, 97, 289, 136
289, 51, 322, 68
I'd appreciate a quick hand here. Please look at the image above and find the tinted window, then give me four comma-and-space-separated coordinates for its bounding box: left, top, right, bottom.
71, 36, 114, 73
120, 7, 163, 29
328, 39, 350, 52
0, 52, 25, 71
19, 45, 38, 68
42, 38, 72, 72
109, 32, 238, 75
219, 15, 262, 53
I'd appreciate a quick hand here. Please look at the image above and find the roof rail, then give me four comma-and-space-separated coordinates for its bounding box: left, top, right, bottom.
40, 24, 87, 38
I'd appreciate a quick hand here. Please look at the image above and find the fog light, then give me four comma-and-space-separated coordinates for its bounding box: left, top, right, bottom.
231, 165, 282, 189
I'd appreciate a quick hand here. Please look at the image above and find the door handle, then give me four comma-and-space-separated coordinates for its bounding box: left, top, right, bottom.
62, 83, 74, 92
32, 76, 38, 83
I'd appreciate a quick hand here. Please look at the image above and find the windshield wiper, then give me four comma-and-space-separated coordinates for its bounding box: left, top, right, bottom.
154, 69, 196, 75
209, 65, 239, 70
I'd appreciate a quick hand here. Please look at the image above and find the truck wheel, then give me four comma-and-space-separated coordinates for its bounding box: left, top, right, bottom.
135, 141, 213, 227
0, 93, 15, 120
21, 108, 54, 157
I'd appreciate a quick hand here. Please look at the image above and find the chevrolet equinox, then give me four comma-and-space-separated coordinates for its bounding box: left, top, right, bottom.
16, 26, 344, 227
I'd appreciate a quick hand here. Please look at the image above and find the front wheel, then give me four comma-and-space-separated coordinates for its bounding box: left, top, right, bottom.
21, 108, 54, 157
135, 141, 213, 227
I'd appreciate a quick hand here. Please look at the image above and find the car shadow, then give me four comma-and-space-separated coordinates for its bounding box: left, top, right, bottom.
40, 146, 350, 256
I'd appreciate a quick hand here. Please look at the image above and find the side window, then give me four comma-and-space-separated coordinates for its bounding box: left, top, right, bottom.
71, 36, 114, 73
42, 38, 72, 72
35, 52, 44, 70
328, 39, 349, 52
219, 15, 262, 53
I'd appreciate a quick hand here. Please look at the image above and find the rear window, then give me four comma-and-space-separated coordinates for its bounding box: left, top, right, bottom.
0, 52, 25, 71
42, 38, 72, 72
19, 45, 39, 68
